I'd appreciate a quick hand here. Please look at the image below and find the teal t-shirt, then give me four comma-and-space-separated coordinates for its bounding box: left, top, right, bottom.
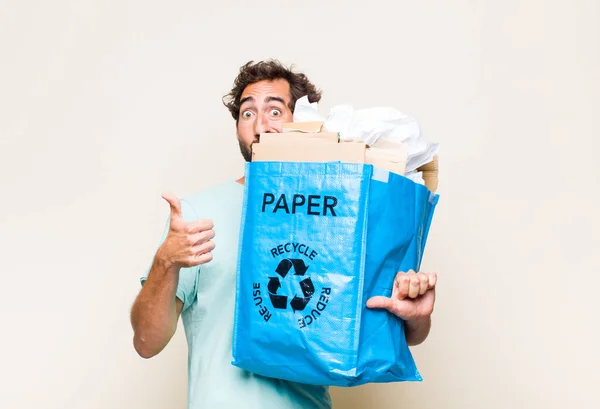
142, 180, 332, 409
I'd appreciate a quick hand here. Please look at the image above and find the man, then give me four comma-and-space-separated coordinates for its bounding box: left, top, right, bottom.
130, 60, 437, 409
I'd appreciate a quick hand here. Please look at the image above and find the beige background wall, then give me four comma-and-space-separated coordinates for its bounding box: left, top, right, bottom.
1, 0, 598, 408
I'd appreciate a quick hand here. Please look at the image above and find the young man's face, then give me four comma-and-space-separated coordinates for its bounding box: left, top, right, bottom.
236, 79, 294, 162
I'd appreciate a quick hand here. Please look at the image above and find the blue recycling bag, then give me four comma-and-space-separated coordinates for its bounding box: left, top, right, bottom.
232, 161, 439, 387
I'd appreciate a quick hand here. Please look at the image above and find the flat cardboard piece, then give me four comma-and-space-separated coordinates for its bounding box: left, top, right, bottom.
417, 154, 439, 172
422, 170, 439, 192
282, 121, 324, 133
418, 154, 439, 192
260, 132, 339, 144
365, 145, 408, 176
252, 139, 365, 163
370, 139, 404, 150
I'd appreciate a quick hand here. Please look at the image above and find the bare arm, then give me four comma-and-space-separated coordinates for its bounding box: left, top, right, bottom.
130, 193, 215, 359
130, 252, 184, 358
404, 315, 432, 346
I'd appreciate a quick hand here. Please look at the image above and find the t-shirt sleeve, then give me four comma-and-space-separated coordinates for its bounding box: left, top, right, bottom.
140, 199, 200, 313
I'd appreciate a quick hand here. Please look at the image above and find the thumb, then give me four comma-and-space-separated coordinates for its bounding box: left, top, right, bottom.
366, 296, 393, 310
161, 192, 182, 221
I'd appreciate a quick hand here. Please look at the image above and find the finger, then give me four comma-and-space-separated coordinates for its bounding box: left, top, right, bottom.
162, 192, 182, 221
408, 272, 420, 298
193, 240, 215, 256
188, 218, 215, 234
188, 229, 216, 246
418, 273, 429, 295
194, 251, 213, 265
366, 296, 393, 310
428, 272, 438, 289
395, 273, 411, 300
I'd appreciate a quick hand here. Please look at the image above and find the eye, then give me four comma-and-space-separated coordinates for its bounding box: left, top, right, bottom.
270, 108, 282, 117
241, 110, 253, 119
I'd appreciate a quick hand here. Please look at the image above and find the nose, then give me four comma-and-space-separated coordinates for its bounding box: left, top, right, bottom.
253, 113, 273, 138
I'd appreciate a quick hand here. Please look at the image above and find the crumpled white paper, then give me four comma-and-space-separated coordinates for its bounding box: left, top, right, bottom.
293, 96, 438, 174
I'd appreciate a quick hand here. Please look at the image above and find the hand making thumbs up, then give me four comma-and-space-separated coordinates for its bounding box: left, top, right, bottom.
156, 192, 216, 269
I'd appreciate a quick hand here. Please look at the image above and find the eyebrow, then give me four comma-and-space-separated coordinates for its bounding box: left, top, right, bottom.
239, 96, 254, 106
239, 96, 287, 107
265, 96, 286, 105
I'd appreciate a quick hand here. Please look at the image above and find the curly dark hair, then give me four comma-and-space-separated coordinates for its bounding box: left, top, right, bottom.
223, 60, 322, 121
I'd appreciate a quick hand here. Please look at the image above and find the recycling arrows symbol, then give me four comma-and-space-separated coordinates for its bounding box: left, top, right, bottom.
268, 259, 314, 312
